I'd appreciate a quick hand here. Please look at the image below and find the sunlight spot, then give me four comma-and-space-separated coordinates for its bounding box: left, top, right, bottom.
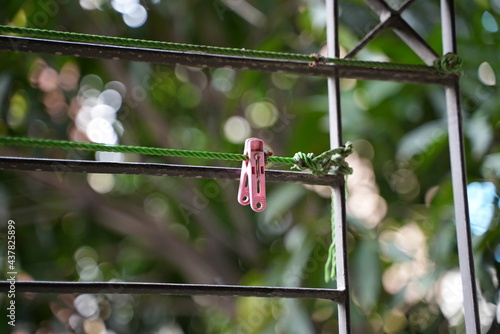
79, 0, 105, 10
437, 270, 463, 326
59, 61, 80, 91
478, 62, 496, 86
38, 67, 59, 92
111, 0, 139, 13
482, 11, 498, 32
223, 116, 251, 143
245, 101, 279, 128
494, 243, 500, 263
467, 182, 497, 235
80, 74, 104, 91
90, 104, 117, 123
86, 118, 118, 144
98, 89, 122, 111
211, 68, 236, 93
105, 81, 127, 97
83, 318, 106, 334
144, 194, 168, 218
123, 4, 148, 28
75, 295, 100, 318
96, 151, 124, 162
87, 173, 115, 194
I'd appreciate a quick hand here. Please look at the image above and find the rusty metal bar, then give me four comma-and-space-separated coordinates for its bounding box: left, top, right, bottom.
0, 156, 343, 186
441, 0, 481, 332
327, 0, 351, 332
0, 36, 453, 85
0, 281, 345, 301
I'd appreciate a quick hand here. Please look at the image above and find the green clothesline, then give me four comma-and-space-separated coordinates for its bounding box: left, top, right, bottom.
0, 136, 353, 177
0, 25, 461, 73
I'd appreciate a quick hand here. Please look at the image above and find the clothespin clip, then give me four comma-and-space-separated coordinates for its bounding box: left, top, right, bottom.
238, 138, 266, 212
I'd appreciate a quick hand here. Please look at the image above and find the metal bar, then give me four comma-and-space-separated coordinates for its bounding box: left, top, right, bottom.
0, 156, 343, 186
0, 281, 345, 301
0, 36, 453, 85
345, 17, 393, 59
363, 0, 439, 65
390, 18, 439, 65
441, 0, 481, 332
326, 0, 351, 332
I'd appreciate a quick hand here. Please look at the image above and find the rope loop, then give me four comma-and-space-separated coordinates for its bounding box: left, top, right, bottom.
292, 142, 353, 177
434, 53, 462, 74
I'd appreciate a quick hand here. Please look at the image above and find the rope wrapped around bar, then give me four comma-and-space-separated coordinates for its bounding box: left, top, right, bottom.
433, 53, 462, 73
292, 142, 353, 177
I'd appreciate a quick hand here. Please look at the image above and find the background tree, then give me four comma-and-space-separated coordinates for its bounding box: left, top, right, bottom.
0, 0, 499, 333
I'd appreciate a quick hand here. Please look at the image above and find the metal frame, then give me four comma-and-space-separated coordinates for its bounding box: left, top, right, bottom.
0, 0, 480, 332
0, 281, 345, 301
326, 0, 351, 332
441, 0, 481, 332
0, 157, 343, 186
0, 36, 453, 85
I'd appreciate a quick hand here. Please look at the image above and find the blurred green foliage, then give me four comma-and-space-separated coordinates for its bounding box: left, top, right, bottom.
0, 0, 499, 333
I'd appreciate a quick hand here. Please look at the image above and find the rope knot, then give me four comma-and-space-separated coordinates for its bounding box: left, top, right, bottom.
292, 142, 353, 177
434, 53, 462, 74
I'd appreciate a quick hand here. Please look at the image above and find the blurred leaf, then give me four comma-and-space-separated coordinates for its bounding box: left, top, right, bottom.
261, 183, 306, 225
397, 120, 446, 158
353, 237, 381, 312
466, 113, 493, 159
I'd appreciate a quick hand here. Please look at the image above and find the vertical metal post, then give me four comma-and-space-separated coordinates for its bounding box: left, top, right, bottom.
441, 0, 481, 332
326, 0, 351, 333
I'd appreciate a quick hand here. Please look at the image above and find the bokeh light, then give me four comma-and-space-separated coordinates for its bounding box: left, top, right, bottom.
111, 0, 148, 28
245, 101, 279, 128
123, 4, 148, 28
79, 0, 105, 10
211, 68, 236, 93
74, 294, 99, 318
437, 270, 496, 332
482, 11, 499, 33
467, 182, 497, 236
223, 116, 251, 143
72, 74, 126, 168
380, 224, 430, 304
346, 151, 387, 228
478, 61, 496, 86
495, 243, 500, 263
87, 173, 116, 194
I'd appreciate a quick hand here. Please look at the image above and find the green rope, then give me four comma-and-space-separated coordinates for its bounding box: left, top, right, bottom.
0, 136, 249, 161
0, 25, 444, 73
325, 195, 337, 282
0, 136, 353, 177
433, 53, 462, 73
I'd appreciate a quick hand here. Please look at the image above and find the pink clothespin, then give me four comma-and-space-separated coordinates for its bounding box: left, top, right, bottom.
238, 138, 266, 212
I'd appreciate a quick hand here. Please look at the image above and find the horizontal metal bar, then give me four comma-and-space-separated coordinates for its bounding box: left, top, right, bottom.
0, 36, 453, 85
0, 156, 342, 186
0, 281, 345, 301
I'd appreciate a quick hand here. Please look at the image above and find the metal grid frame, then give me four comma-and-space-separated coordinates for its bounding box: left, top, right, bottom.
0, 0, 480, 332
